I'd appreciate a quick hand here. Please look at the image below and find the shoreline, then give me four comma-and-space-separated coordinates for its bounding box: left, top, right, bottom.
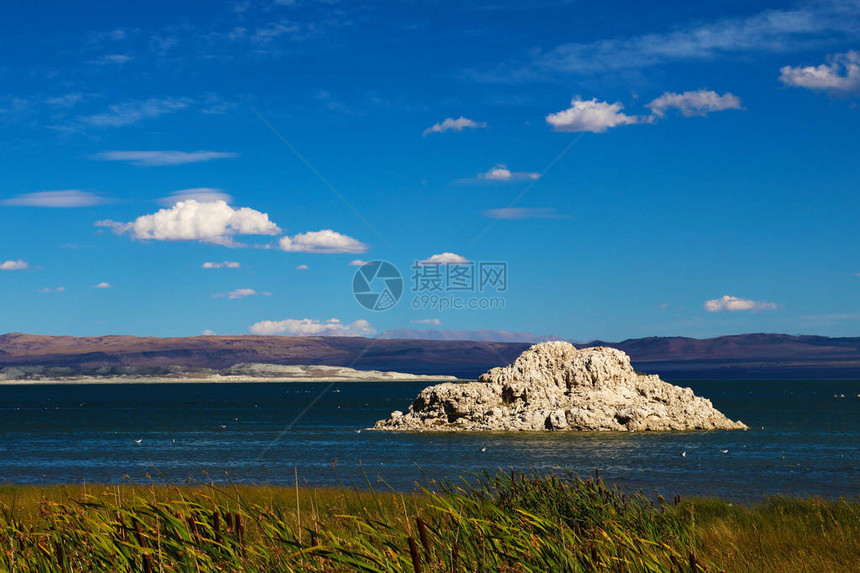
0, 374, 465, 385
0, 363, 463, 385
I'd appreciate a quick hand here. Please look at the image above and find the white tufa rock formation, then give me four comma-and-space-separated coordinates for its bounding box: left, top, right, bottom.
374, 341, 747, 432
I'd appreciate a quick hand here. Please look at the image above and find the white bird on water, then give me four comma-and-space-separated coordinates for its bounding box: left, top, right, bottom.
681, 451, 686, 457
479, 447, 487, 453
720, 449, 729, 454
134, 439, 143, 444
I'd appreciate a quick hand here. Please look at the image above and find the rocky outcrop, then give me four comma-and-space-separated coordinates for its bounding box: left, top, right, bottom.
374, 341, 747, 432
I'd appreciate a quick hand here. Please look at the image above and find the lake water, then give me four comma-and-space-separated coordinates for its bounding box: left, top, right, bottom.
0, 380, 857, 500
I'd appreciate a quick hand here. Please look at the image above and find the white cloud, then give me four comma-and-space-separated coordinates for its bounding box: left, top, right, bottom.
476, 164, 540, 182
647, 90, 743, 117
546, 98, 643, 132
213, 288, 271, 299
96, 199, 280, 246
349, 259, 368, 266
202, 329, 217, 336
1, 260, 29, 271
228, 288, 268, 299
89, 54, 133, 65
780, 50, 860, 93
279, 230, 368, 254
80, 97, 192, 128
482, 207, 560, 219
158, 188, 234, 206
45, 93, 84, 108
412, 318, 442, 325
91, 282, 112, 289
202, 261, 241, 269
2, 190, 108, 207
251, 20, 302, 45
704, 295, 778, 312
419, 252, 470, 265
92, 151, 238, 166
248, 318, 376, 337
37, 286, 65, 293
423, 117, 487, 136
527, 4, 858, 76
295, 264, 309, 270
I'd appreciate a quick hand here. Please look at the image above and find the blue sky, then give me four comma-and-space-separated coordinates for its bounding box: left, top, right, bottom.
1, 0, 858, 341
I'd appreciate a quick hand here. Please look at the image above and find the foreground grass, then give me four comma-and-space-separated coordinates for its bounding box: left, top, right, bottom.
0, 472, 856, 572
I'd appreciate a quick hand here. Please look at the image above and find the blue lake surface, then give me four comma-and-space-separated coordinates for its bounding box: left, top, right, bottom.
0, 380, 857, 500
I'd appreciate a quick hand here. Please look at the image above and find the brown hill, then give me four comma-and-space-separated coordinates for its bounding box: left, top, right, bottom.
0, 333, 528, 378
1, 332, 859, 379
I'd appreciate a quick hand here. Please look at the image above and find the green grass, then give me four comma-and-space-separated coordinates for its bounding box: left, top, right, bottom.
0, 472, 856, 572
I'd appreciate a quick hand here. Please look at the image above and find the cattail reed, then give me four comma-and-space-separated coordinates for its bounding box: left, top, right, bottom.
115, 512, 126, 542
689, 550, 699, 572
416, 516, 430, 557
408, 536, 422, 573
0, 471, 849, 572
133, 519, 153, 573
186, 515, 200, 544
213, 511, 222, 544
235, 512, 245, 557
235, 512, 244, 542
53, 540, 65, 572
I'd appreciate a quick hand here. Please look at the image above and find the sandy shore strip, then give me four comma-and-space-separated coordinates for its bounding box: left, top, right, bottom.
0, 375, 464, 385
0, 364, 463, 385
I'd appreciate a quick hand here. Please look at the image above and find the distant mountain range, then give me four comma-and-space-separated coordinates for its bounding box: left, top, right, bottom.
1, 332, 859, 380
379, 329, 560, 343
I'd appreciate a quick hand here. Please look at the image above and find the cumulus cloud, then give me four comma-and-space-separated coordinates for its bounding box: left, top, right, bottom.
91, 282, 112, 288
2, 190, 108, 207
546, 98, 643, 132
37, 286, 65, 293
482, 207, 561, 219
412, 318, 442, 325
704, 295, 778, 312
780, 51, 860, 93
647, 90, 743, 117
202, 329, 217, 336
279, 230, 368, 254
158, 188, 234, 206
96, 200, 280, 246
92, 151, 238, 166
202, 261, 241, 269
1, 260, 29, 270
349, 259, 368, 266
248, 318, 376, 337
295, 264, 309, 270
419, 252, 470, 265
476, 164, 540, 182
79, 97, 192, 127
423, 117, 487, 136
